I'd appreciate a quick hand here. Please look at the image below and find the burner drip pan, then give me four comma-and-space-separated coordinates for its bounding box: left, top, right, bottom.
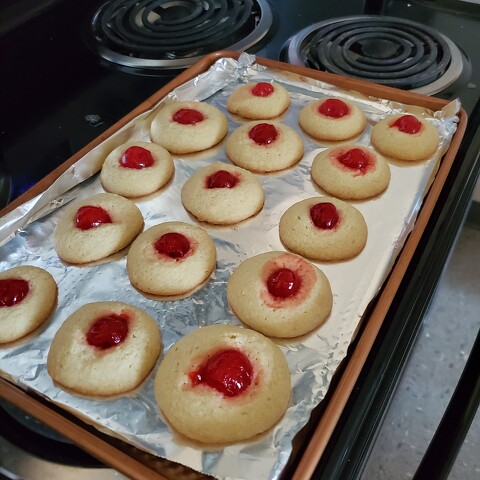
282, 16, 464, 95
89, 0, 272, 70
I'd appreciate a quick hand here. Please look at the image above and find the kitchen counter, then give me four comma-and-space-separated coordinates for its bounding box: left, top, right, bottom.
362, 207, 480, 479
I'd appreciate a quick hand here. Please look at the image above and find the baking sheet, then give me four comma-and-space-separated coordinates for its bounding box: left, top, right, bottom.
0, 54, 459, 480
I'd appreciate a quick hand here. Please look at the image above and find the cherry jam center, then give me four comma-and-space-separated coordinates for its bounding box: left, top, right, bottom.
206, 170, 239, 189
173, 108, 204, 125
338, 148, 370, 171
120, 146, 155, 169
248, 123, 278, 145
267, 268, 301, 298
251, 82, 274, 97
75, 206, 112, 231
0, 279, 30, 307
154, 232, 190, 259
86, 314, 129, 350
391, 114, 422, 134
190, 349, 253, 397
310, 202, 339, 229
319, 99, 349, 118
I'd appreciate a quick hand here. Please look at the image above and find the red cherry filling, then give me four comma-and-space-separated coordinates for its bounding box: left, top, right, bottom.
172, 108, 204, 125
120, 146, 155, 169
0, 278, 30, 307
319, 98, 349, 118
338, 148, 371, 172
206, 170, 239, 189
391, 114, 422, 134
75, 206, 112, 231
86, 313, 129, 350
267, 268, 301, 298
251, 82, 274, 97
248, 123, 278, 145
154, 232, 190, 259
190, 349, 253, 397
310, 202, 339, 230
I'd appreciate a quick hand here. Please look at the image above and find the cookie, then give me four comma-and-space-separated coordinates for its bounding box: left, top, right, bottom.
371, 113, 440, 161
181, 162, 264, 225
227, 252, 332, 338
150, 101, 228, 154
299, 97, 366, 141
279, 197, 368, 261
54, 193, 144, 264
126, 222, 216, 297
227, 82, 290, 119
100, 141, 174, 197
47, 302, 162, 397
311, 145, 391, 200
154, 324, 291, 443
225, 121, 304, 173
0, 266, 57, 344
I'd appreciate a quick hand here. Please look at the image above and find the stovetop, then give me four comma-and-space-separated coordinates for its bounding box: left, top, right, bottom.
1, 0, 479, 478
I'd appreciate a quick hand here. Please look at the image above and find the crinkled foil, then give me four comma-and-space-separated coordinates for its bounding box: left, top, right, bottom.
0, 54, 459, 480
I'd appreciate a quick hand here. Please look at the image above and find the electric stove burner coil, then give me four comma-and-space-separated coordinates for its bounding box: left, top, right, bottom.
90, 0, 272, 70
283, 16, 463, 94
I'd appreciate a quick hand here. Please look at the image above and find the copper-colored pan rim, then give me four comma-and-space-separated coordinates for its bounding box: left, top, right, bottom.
0, 51, 467, 480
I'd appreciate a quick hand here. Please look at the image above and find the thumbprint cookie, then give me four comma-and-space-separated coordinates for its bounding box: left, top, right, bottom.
101, 141, 174, 197
150, 101, 228, 154
155, 324, 291, 443
0, 266, 57, 344
371, 113, 440, 161
279, 197, 368, 261
299, 97, 366, 141
181, 162, 264, 225
54, 193, 144, 264
47, 301, 162, 396
126, 221, 216, 297
311, 145, 391, 199
226, 121, 303, 173
227, 252, 333, 338
227, 81, 290, 119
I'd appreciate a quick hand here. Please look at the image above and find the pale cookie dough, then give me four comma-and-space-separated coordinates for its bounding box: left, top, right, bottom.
100, 141, 174, 197
227, 252, 333, 338
299, 97, 367, 141
127, 221, 216, 297
371, 113, 440, 161
0, 266, 57, 344
47, 302, 162, 397
155, 324, 291, 443
225, 121, 304, 173
227, 81, 290, 119
181, 162, 264, 225
150, 101, 228, 154
279, 197, 368, 261
54, 193, 144, 265
311, 145, 391, 200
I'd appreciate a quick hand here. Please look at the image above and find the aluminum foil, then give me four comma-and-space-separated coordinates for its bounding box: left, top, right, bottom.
0, 54, 459, 480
